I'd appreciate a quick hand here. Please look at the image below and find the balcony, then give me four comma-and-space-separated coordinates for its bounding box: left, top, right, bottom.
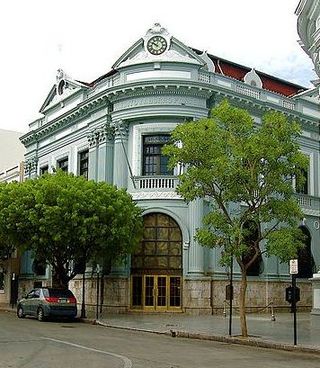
296, 194, 320, 215
133, 176, 179, 190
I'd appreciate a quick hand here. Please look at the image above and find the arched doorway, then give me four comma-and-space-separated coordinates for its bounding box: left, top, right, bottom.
297, 226, 314, 278
131, 213, 182, 311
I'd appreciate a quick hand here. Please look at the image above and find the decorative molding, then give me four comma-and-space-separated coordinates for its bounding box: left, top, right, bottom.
199, 51, 215, 73
244, 68, 263, 88
114, 94, 204, 111
114, 120, 129, 140
130, 191, 181, 200
87, 119, 114, 148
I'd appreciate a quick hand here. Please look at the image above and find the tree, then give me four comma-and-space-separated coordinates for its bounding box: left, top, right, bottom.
0, 171, 142, 289
0, 184, 16, 267
163, 100, 308, 337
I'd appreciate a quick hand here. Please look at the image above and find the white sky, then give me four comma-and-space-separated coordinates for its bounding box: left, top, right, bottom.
0, 0, 316, 133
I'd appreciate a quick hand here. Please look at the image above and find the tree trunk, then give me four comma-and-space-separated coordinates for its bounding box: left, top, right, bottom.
239, 270, 248, 337
52, 266, 69, 289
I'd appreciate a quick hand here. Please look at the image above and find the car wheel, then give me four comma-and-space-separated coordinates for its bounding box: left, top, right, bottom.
37, 307, 45, 322
17, 305, 25, 319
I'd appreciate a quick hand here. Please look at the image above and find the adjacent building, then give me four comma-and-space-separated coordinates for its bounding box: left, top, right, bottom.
0, 129, 25, 306
19, 24, 320, 314
296, 0, 320, 84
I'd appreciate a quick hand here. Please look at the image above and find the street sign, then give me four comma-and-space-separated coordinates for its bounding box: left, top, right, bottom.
290, 259, 298, 275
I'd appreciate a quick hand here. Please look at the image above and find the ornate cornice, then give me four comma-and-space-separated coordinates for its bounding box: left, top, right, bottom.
21, 77, 319, 148
107, 81, 213, 102
21, 95, 109, 146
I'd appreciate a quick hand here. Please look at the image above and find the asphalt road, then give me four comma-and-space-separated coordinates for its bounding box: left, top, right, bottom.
1, 311, 320, 368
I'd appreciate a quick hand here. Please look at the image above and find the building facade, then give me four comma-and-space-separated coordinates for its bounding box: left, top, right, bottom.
296, 0, 320, 83
20, 24, 320, 314
0, 131, 25, 306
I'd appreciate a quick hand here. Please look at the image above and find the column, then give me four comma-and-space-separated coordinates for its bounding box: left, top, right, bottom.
87, 120, 115, 183
87, 129, 99, 181
97, 122, 114, 183
113, 120, 129, 189
188, 198, 204, 275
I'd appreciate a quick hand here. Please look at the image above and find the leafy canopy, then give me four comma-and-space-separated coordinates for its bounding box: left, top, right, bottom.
0, 171, 142, 287
163, 100, 308, 268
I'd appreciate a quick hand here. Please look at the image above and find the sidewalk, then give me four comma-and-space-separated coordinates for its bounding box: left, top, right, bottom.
97, 312, 320, 354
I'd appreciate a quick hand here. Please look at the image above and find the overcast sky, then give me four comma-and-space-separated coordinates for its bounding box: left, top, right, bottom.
0, 0, 316, 133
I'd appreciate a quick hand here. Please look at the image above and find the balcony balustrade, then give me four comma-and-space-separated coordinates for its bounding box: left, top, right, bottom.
296, 194, 320, 213
133, 176, 179, 190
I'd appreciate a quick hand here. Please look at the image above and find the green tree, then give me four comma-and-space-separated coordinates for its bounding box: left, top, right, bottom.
163, 100, 307, 337
0, 171, 142, 289
0, 183, 16, 265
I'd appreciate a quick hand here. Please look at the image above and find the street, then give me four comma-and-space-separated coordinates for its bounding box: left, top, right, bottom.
1, 311, 320, 368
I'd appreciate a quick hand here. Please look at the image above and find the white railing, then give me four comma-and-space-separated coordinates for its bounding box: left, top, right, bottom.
296, 194, 319, 211
282, 100, 295, 110
134, 176, 178, 190
235, 84, 260, 99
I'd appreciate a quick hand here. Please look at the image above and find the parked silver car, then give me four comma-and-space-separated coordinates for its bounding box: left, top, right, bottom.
17, 288, 77, 321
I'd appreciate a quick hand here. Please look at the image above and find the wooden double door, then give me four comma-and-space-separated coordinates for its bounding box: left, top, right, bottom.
131, 275, 181, 311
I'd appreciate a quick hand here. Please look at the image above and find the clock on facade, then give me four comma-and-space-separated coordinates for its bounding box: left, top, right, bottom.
147, 36, 167, 55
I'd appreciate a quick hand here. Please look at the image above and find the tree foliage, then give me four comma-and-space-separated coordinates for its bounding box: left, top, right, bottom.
0, 171, 142, 288
163, 100, 308, 337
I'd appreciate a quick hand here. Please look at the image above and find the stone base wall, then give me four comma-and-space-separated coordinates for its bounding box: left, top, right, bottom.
16, 275, 312, 316
69, 275, 129, 316
183, 278, 212, 315
182, 278, 312, 315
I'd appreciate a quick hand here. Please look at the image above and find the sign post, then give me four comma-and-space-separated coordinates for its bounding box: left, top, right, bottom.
289, 259, 298, 346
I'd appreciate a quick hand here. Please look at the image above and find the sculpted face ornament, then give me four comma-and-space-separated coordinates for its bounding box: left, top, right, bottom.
147, 36, 167, 55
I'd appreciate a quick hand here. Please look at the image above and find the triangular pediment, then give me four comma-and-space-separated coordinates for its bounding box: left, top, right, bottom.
113, 23, 205, 69
39, 69, 89, 113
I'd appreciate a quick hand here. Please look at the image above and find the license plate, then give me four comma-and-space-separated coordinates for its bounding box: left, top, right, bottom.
59, 298, 68, 303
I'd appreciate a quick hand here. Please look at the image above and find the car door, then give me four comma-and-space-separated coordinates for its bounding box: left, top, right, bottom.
23, 290, 35, 315
29, 289, 41, 316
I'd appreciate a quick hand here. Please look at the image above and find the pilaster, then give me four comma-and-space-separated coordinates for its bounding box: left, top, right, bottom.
187, 198, 204, 275
113, 120, 129, 188
87, 119, 114, 182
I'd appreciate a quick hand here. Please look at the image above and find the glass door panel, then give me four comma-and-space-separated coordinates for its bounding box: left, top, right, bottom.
157, 276, 167, 307
169, 277, 181, 307
145, 276, 154, 307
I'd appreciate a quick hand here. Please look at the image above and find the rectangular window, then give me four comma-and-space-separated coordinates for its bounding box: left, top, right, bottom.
40, 165, 49, 175
78, 149, 89, 180
296, 168, 309, 195
57, 157, 68, 172
142, 135, 172, 176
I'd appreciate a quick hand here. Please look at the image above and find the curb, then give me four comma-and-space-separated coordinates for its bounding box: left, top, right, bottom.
95, 320, 320, 356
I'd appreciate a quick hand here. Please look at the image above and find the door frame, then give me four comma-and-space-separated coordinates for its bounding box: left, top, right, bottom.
130, 274, 182, 312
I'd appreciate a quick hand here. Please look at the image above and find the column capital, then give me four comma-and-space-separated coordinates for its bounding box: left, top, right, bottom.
87, 119, 115, 148
24, 156, 38, 177
113, 120, 129, 140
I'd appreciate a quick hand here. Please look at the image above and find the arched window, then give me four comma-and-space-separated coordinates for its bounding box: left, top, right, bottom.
297, 226, 314, 278
131, 213, 182, 274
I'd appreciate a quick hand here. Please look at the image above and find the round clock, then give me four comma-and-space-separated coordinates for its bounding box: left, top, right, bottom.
147, 36, 167, 55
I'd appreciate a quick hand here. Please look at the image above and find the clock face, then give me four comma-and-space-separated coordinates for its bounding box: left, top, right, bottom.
147, 36, 167, 55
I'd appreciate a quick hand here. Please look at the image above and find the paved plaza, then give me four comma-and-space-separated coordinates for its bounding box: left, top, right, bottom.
97, 311, 320, 352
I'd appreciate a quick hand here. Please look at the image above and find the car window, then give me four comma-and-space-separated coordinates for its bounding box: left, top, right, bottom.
34, 289, 40, 298
27, 290, 35, 299
48, 289, 74, 298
